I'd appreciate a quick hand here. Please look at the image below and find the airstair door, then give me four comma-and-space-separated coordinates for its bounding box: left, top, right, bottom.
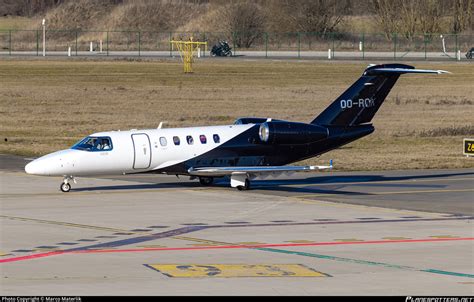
132, 134, 151, 169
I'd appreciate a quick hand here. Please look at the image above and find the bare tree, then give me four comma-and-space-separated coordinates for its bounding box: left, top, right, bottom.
267, 0, 347, 35
373, 0, 445, 40
218, 1, 266, 48
418, 0, 443, 34
372, 0, 401, 39
453, 0, 473, 33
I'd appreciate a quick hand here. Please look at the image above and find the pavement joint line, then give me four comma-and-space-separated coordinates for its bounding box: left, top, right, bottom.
2, 237, 474, 265
137, 245, 167, 248
276, 177, 474, 188
295, 188, 474, 199
0, 187, 189, 198
172, 236, 229, 245
334, 239, 364, 242
209, 217, 474, 229
2, 217, 472, 264
287, 197, 449, 217
8, 184, 469, 198
12, 217, 474, 259
0, 215, 144, 234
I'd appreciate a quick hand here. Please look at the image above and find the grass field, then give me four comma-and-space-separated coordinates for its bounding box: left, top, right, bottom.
0, 17, 37, 31
0, 58, 473, 171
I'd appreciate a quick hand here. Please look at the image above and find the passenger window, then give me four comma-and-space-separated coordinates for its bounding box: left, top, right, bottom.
199, 135, 207, 144
213, 134, 220, 143
159, 137, 167, 147
186, 135, 194, 145
173, 136, 180, 146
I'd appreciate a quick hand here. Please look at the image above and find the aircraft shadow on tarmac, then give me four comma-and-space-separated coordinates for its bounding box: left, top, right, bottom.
71, 171, 474, 195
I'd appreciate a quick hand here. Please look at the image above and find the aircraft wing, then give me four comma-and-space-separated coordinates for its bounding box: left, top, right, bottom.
188, 161, 332, 177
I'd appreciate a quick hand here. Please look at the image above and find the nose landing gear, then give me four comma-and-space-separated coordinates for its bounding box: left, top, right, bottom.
60, 176, 76, 192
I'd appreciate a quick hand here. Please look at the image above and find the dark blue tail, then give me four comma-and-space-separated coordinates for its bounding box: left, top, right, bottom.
311, 64, 447, 126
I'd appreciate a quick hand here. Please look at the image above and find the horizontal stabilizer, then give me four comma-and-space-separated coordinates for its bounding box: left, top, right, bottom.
365, 68, 450, 76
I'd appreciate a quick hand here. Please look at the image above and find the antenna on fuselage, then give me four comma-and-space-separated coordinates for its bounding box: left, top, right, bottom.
158, 121, 167, 129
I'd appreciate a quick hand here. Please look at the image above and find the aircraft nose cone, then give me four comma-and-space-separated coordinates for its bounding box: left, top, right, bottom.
25, 160, 41, 175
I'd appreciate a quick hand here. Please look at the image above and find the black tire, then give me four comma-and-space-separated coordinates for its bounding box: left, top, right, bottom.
236, 179, 250, 191
199, 177, 214, 186
60, 183, 71, 192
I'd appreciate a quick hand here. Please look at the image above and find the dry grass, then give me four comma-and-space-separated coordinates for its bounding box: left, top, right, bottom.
0, 58, 473, 171
0, 16, 37, 31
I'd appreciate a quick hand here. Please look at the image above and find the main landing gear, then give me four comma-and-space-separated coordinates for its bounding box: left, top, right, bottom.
199, 177, 214, 186
198, 175, 251, 190
236, 178, 250, 191
230, 173, 251, 191
60, 176, 76, 192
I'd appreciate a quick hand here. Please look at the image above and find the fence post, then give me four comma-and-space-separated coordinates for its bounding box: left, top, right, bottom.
75, 30, 78, 56
203, 32, 206, 57
332, 32, 335, 59
424, 34, 427, 60
169, 31, 172, 57
36, 29, 39, 56
232, 32, 236, 56
393, 33, 397, 60
455, 34, 458, 61
265, 32, 268, 58
297, 32, 301, 59
362, 32, 365, 59
106, 31, 109, 56
9, 30, 11, 56
138, 31, 141, 57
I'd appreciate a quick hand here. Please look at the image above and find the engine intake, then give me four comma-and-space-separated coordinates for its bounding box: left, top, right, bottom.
259, 122, 328, 145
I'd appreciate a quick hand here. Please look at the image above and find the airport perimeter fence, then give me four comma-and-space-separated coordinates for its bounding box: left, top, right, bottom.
0, 29, 472, 61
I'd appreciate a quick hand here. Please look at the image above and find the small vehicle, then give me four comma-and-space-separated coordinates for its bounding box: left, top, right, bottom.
466, 47, 474, 59
210, 41, 232, 57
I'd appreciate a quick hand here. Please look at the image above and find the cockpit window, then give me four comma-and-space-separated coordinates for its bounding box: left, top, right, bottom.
72, 136, 113, 152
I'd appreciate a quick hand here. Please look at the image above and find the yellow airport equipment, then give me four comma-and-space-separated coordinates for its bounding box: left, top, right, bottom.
170, 37, 207, 73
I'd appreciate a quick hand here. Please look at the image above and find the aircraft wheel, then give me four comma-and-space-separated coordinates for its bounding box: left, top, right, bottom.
199, 177, 214, 186
60, 182, 71, 192
237, 179, 250, 191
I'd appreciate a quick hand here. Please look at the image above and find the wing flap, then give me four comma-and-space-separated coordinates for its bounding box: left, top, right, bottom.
188, 161, 332, 177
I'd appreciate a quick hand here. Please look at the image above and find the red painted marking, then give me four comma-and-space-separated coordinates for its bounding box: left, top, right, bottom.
0, 250, 65, 264
2, 237, 472, 264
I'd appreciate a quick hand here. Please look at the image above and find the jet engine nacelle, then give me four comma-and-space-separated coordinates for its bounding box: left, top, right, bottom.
259, 121, 328, 145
